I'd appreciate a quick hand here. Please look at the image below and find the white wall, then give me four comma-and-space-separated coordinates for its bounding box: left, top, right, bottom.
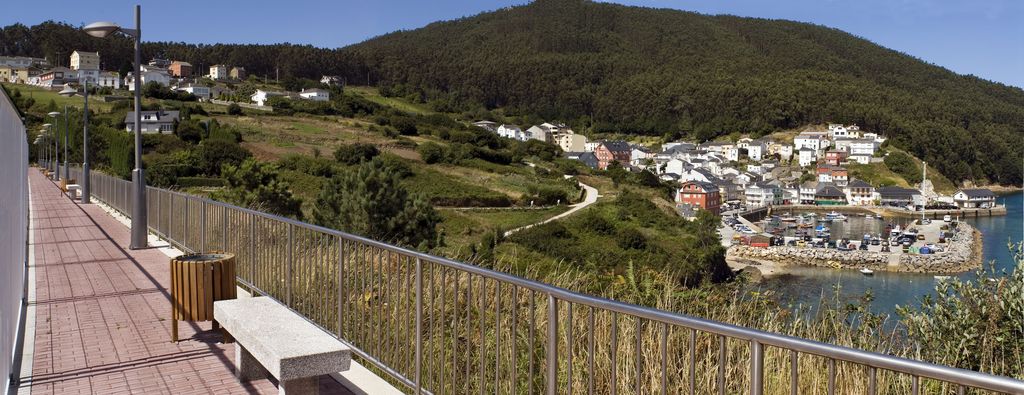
0, 86, 28, 394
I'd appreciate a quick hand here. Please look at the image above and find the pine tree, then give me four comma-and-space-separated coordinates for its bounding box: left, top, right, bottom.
313, 158, 441, 249
212, 159, 302, 218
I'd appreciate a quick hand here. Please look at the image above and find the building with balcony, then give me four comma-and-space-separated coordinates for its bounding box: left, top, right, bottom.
676, 181, 721, 215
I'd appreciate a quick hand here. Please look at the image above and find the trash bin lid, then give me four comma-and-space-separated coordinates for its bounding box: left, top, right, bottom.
174, 252, 235, 262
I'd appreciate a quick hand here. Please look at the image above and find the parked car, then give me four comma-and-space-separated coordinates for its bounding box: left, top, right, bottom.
858, 242, 869, 251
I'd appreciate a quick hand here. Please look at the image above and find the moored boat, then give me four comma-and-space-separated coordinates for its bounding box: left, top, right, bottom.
860, 267, 874, 275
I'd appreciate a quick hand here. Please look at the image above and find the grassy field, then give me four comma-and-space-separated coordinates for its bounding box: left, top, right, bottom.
2, 82, 118, 112
846, 161, 912, 188
438, 206, 570, 248
346, 86, 437, 115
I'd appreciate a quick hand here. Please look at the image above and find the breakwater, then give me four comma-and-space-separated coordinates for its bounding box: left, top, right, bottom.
728, 222, 981, 274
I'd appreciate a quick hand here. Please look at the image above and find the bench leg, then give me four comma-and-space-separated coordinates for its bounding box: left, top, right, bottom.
235, 344, 266, 381
279, 376, 318, 395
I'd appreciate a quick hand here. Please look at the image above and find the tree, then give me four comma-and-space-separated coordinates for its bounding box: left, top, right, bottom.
333, 143, 379, 165
884, 151, 922, 184
195, 139, 251, 175
313, 158, 441, 249
212, 159, 302, 218
227, 103, 243, 115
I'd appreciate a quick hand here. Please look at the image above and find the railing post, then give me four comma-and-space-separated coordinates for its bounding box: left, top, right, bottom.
546, 294, 558, 395
200, 202, 207, 252
286, 223, 293, 305
222, 206, 229, 250
249, 214, 255, 286
415, 258, 423, 395
750, 340, 763, 395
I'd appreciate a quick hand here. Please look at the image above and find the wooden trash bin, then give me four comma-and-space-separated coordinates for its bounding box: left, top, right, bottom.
170, 252, 237, 342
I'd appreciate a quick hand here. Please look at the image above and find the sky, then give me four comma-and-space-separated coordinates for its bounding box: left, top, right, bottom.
2, 0, 1021, 88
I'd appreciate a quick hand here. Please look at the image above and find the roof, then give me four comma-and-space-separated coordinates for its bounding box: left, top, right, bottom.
847, 179, 872, 189
877, 186, 919, 199
123, 110, 180, 124
957, 188, 996, 198
600, 141, 632, 153
171, 61, 192, 66
72, 51, 99, 57
815, 184, 845, 198
681, 181, 719, 193
301, 88, 329, 94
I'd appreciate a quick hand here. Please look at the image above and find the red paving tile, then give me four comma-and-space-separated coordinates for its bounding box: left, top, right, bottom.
21, 169, 352, 395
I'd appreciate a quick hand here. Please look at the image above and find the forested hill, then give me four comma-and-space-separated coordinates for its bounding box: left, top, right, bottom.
339, 0, 1023, 185
2, 0, 1022, 185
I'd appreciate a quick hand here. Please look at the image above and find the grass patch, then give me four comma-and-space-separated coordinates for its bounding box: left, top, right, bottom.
347, 86, 436, 115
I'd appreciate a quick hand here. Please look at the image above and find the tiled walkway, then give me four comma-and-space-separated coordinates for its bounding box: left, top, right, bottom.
21, 169, 351, 395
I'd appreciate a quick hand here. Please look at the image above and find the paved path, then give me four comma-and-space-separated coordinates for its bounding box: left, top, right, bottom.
504, 180, 599, 237
21, 169, 351, 395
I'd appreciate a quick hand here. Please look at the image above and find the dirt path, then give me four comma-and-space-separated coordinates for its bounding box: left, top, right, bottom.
503, 181, 598, 237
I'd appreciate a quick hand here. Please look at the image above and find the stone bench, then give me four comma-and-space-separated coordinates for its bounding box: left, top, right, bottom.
66, 184, 81, 200
214, 297, 352, 394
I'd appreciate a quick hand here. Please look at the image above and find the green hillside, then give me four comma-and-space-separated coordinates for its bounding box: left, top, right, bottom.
338, 0, 1023, 185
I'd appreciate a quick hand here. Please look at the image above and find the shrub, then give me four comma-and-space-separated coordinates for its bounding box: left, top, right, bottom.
417, 142, 446, 164
616, 227, 648, 250
195, 139, 252, 175
212, 158, 302, 218
227, 103, 243, 115
333, 143, 380, 165
884, 151, 922, 184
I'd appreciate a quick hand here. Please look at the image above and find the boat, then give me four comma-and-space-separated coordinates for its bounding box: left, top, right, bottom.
780, 215, 799, 222
825, 211, 847, 221
860, 268, 874, 276
876, 213, 884, 219
934, 275, 950, 280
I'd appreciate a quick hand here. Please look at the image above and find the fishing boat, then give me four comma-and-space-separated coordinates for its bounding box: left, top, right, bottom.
860, 268, 874, 276
780, 215, 799, 222
825, 211, 847, 222
934, 275, 950, 280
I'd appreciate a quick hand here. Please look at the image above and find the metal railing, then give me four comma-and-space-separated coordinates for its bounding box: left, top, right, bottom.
2, 85, 29, 395
66, 166, 1024, 394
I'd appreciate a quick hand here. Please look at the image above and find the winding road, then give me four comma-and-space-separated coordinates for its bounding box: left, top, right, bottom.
503, 180, 599, 237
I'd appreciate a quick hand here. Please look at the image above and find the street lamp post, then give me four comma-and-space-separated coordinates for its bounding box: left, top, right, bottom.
45, 117, 58, 180
60, 82, 91, 203
84, 5, 147, 249
63, 105, 69, 181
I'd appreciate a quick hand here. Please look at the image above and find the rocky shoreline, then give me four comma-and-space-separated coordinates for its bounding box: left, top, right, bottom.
728, 222, 981, 274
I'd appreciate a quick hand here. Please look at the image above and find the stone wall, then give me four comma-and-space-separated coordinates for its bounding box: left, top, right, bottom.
728, 222, 980, 274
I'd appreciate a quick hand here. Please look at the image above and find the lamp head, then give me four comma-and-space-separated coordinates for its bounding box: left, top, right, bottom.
59, 84, 78, 97
42, 123, 52, 128
83, 21, 121, 38
47, 112, 60, 118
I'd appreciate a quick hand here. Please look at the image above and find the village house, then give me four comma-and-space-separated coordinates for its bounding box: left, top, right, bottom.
168, 61, 192, 78
778, 145, 793, 161
175, 83, 210, 100
794, 133, 830, 153
594, 141, 632, 170
209, 64, 229, 80
0, 56, 48, 69
251, 89, 285, 106
124, 110, 180, 134
299, 88, 330, 101
125, 67, 171, 90
565, 151, 599, 169
496, 124, 524, 141
781, 184, 800, 204
36, 67, 76, 88
877, 186, 921, 208
70, 50, 100, 83
844, 179, 876, 206
230, 67, 247, 80
676, 181, 722, 215
827, 124, 861, 139
814, 183, 846, 205
745, 182, 781, 207
472, 120, 498, 132
824, 150, 847, 166
953, 188, 997, 209
630, 146, 654, 166
555, 132, 588, 152
321, 75, 343, 85
799, 181, 818, 204
96, 71, 120, 89
746, 139, 766, 161
798, 147, 817, 167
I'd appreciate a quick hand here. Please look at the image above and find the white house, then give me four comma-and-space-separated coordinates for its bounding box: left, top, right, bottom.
251, 89, 285, 106
794, 133, 830, 153
746, 141, 765, 161
745, 183, 779, 207
299, 88, 330, 101
799, 181, 818, 204
176, 83, 210, 100
798, 147, 817, 167
844, 179, 876, 206
125, 69, 170, 90
725, 147, 740, 162
664, 159, 690, 176
778, 145, 793, 161
849, 139, 877, 156
209, 64, 229, 80
953, 189, 997, 209
584, 141, 601, 152
828, 124, 861, 139
124, 110, 179, 134
496, 124, 524, 141
849, 154, 872, 164
680, 168, 716, 183
96, 71, 120, 89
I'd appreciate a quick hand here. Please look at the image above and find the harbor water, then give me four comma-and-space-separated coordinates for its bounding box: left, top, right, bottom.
755, 192, 1023, 315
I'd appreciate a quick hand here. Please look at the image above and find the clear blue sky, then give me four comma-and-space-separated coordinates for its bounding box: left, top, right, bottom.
3, 0, 1021, 88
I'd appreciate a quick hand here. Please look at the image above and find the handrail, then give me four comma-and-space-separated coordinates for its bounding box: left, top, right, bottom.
65, 166, 1024, 394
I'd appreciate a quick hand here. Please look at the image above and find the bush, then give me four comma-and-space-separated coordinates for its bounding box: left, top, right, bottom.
277, 154, 336, 177
417, 142, 446, 164
227, 103, 243, 115
211, 158, 302, 218
195, 139, 252, 175
616, 227, 648, 250
175, 177, 227, 187
333, 143, 380, 165
884, 151, 922, 184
